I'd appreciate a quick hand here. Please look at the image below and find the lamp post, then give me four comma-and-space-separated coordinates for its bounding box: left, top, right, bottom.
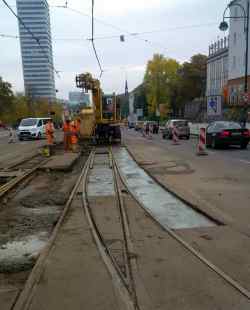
219, 0, 249, 127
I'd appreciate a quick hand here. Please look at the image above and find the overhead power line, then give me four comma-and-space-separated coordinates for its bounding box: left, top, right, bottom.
90, 0, 104, 78
1, 21, 218, 43
1, 0, 60, 78
53, 4, 168, 52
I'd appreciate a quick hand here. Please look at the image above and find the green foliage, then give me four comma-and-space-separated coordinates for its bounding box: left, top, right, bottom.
143, 53, 207, 117
144, 54, 180, 116
0, 76, 62, 125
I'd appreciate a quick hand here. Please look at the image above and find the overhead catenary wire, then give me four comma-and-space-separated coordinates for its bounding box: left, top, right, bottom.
0, 21, 219, 43
1, 0, 60, 78
52, 4, 168, 52
90, 0, 104, 78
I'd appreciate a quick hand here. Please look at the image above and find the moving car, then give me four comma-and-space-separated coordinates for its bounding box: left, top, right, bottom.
206, 121, 250, 149
17, 117, 52, 141
162, 119, 190, 139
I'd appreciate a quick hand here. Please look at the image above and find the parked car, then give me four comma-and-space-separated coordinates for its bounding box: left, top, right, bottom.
17, 117, 52, 141
162, 119, 190, 139
206, 121, 250, 149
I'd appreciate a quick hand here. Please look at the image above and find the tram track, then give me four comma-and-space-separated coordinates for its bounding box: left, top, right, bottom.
9, 145, 250, 310
0, 155, 49, 200
82, 148, 139, 309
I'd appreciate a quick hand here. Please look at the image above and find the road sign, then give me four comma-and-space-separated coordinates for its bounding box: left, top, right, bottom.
207, 96, 222, 116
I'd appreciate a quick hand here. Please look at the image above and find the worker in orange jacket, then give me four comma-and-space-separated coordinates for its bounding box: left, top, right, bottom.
63, 119, 72, 151
45, 119, 55, 156
71, 122, 78, 152
75, 119, 81, 134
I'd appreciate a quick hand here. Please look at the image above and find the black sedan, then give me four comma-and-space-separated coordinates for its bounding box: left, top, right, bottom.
206, 121, 250, 149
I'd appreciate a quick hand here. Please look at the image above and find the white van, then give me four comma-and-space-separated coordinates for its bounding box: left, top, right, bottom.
18, 117, 52, 140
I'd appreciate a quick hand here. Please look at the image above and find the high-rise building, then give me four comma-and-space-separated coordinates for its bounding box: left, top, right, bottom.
16, 0, 56, 102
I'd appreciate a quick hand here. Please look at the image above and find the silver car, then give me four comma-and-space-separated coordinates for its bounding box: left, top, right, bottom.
162, 119, 190, 140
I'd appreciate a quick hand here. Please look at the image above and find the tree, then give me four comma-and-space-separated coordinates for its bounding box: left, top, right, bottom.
0, 77, 14, 119
179, 54, 207, 101
144, 54, 180, 117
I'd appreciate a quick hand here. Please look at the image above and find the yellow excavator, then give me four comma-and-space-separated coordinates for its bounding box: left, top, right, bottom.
75, 72, 122, 144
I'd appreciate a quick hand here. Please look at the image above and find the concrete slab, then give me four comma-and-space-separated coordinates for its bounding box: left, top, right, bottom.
27, 199, 120, 310
124, 194, 250, 309
41, 153, 79, 171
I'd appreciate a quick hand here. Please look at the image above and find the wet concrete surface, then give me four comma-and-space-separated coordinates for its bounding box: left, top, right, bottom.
0, 152, 87, 280
0, 171, 75, 274
114, 148, 215, 230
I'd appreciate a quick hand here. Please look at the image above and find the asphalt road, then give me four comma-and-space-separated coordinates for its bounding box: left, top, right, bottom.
125, 128, 250, 166
0, 131, 62, 168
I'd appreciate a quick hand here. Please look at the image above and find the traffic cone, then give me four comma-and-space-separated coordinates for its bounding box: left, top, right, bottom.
197, 127, 208, 155
172, 126, 180, 145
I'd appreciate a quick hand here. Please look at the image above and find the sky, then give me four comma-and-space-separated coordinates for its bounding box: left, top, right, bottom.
0, 0, 230, 99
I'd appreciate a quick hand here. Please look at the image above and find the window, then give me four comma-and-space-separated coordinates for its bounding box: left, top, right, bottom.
234, 32, 237, 45
37, 120, 42, 127
233, 56, 236, 69
234, 7, 238, 19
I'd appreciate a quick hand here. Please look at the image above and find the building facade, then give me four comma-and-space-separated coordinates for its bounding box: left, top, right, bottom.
206, 37, 229, 118
228, 0, 250, 105
68, 91, 90, 106
16, 0, 56, 102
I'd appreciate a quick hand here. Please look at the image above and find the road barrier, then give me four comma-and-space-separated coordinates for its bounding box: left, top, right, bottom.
197, 127, 207, 156
172, 126, 180, 145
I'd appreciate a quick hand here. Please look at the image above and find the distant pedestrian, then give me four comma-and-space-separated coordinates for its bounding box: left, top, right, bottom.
145, 122, 150, 136
8, 127, 16, 143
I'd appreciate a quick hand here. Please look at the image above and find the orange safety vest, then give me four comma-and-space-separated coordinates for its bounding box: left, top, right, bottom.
71, 125, 78, 144
63, 122, 71, 132
45, 122, 54, 145
75, 120, 81, 133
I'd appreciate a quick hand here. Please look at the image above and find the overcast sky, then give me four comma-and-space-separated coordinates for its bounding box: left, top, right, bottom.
0, 0, 229, 99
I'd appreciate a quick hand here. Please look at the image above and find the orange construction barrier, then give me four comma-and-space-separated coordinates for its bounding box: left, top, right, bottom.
197, 127, 208, 156
172, 126, 180, 145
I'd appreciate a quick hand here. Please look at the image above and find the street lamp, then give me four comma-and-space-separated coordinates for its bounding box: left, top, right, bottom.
220, 0, 250, 127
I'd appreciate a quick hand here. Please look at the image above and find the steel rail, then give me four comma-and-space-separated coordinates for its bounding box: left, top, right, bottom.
112, 148, 250, 301
111, 154, 139, 307
0, 160, 49, 199
81, 148, 138, 310
13, 152, 93, 310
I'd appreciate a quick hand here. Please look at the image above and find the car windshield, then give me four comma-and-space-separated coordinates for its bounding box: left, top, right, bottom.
20, 119, 37, 126
214, 122, 241, 130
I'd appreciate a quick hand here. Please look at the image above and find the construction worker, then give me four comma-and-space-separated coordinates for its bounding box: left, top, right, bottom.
75, 118, 81, 136
63, 119, 72, 151
45, 119, 55, 156
71, 122, 79, 152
